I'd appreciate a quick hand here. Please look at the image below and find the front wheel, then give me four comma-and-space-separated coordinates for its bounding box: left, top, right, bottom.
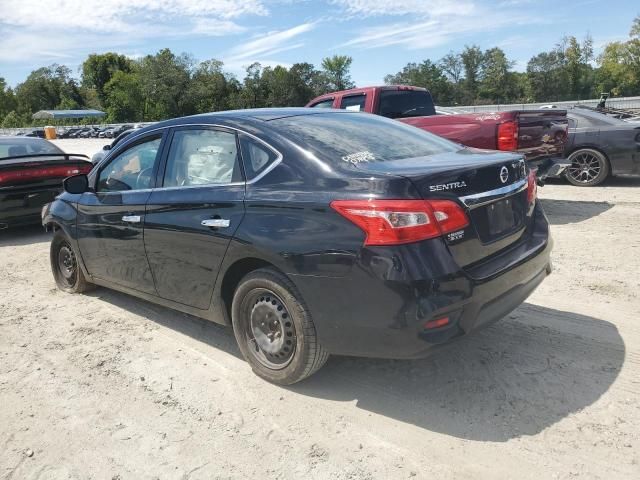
565, 148, 610, 186
50, 231, 93, 293
231, 268, 329, 385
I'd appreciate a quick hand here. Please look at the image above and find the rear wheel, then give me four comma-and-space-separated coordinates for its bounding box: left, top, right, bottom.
565, 148, 609, 186
50, 231, 92, 293
231, 268, 329, 384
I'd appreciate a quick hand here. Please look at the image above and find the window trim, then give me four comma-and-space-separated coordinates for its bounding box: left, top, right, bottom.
339, 93, 367, 111
158, 125, 244, 189
237, 132, 282, 181
141, 123, 283, 191
94, 132, 165, 193
309, 98, 335, 109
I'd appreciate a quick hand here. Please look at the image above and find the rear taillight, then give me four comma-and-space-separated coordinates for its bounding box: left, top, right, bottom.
0, 164, 92, 186
330, 199, 469, 246
497, 121, 518, 151
527, 169, 537, 204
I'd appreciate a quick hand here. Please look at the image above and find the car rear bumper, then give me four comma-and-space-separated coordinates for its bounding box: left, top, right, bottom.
0, 186, 61, 227
290, 203, 552, 359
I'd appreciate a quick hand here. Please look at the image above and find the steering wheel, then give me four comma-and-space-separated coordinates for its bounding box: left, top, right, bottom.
136, 168, 153, 189
104, 177, 131, 191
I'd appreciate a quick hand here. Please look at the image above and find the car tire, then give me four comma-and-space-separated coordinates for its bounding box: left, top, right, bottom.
231, 268, 329, 385
50, 231, 93, 294
565, 148, 610, 187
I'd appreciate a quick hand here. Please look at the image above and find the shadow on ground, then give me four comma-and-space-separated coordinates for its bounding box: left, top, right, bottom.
289, 303, 624, 442
0, 225, 50, 247
540, 198, 613, 225
86, 287, 242, 360
87, 287, 623, 443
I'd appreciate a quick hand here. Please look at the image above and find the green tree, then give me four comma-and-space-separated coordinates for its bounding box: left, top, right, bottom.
138, 49, 192, 120
103, 71, 143, 122
384, 60, 453, 105
184, 59, 235, 113
81, 53, 134, 104
321, 55, 354, 91
0, 78, 17, 118
2, 111, 22, 128
460, 45, 483, 103
596, 15, 640, 96
478, 47, 517, 104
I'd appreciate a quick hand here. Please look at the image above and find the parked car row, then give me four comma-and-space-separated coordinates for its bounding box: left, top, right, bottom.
57, 124, 134, 139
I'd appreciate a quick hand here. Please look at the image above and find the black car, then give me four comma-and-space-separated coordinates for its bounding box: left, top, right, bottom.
42, 108, 552, 384
561, 108, 640, 186
0, 137, 92, 229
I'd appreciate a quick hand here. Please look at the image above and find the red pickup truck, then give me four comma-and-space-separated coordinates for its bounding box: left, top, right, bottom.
306, 85, 569, 178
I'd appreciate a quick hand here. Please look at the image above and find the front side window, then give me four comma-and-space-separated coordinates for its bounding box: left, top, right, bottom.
97, 136, 161, 192
163, 129, 240, 187
340, 94, 366, 112
310, 99, 334, 108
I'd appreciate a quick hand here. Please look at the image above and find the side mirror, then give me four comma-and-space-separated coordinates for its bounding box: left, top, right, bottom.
63, 174, 89, 194
103, 144, 111, 151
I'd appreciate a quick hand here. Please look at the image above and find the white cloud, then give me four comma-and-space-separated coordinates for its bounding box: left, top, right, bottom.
337, 3, 536, 51
220, 23, 315, 77
0, 0, 267, 63
330, 0, 475, 17
227, 23, 315, 60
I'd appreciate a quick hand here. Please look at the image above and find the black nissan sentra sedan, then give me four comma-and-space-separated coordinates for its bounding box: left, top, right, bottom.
42, 108, 552, 384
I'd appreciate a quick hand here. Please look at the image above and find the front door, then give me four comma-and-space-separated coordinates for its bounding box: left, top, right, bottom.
76, 133, 164, 294
143, 126, 245, 309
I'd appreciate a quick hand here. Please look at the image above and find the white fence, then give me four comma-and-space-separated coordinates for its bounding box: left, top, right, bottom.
447, 96, 640, 113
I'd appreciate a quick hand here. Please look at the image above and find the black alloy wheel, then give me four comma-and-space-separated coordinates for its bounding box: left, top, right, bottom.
566, 149, 609, 186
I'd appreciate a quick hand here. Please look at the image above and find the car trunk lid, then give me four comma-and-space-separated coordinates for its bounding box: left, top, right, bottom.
351, 149, 534, 269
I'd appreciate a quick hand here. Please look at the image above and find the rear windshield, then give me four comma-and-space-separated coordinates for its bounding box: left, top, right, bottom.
0, 139, 63, 160
377, 90, 436, 119
270, 112, 457, 165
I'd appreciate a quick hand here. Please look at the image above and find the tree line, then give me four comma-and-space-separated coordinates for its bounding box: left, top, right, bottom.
1, 16, 638, 128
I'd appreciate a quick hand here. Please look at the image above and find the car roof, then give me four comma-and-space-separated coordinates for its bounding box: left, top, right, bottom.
132, 108, 354, 136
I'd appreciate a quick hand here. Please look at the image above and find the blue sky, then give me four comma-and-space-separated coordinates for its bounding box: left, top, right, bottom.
0, 0, 637, 87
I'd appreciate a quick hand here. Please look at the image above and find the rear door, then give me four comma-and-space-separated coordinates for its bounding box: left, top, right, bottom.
143, 126, 245, 310
76, 132, 164, 293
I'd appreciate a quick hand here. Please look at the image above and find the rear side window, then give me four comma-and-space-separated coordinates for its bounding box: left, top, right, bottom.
377, 90, 436, 119
163, 129, 241, 187
239, 134, 279, 180
310, 99, 334, 108
270, 112, 457, 165
340, 94, 366, 112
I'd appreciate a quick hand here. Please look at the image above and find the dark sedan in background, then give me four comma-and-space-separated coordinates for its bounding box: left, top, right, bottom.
43, 108, 552, 384
0, 137, 92, 229
562, 108, 640, 186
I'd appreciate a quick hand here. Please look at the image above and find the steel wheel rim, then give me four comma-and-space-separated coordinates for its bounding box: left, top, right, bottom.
57, 243, 77, 287
244, 289, 296, 370
568, 152, 602, 184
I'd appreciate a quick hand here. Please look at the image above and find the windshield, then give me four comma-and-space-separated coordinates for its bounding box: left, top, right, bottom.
270, 112, 457, 165
377, 90, 436, 119
0, 138, 64, 160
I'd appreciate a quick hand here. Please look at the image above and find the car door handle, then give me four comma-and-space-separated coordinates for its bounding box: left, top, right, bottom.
122, 215, 141, 223
201, 218, 230, 228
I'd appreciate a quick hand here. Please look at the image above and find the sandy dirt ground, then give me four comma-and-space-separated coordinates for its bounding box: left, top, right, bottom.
1, 139, 639, 479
